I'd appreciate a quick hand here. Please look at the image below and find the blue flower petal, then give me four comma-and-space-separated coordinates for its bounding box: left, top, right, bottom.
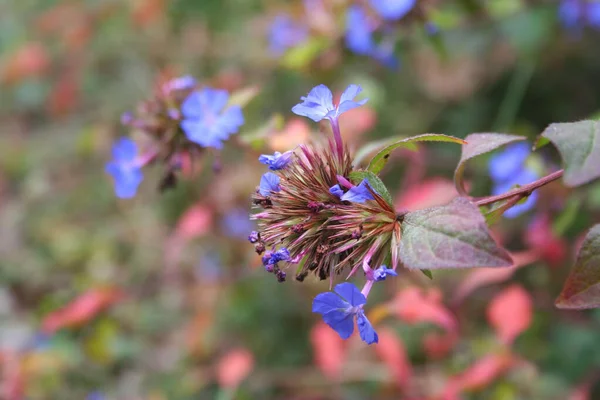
493, 168, 539, 218
181, 91, 205, 119
370, 0, 416, 21
329, 184, 344, 198
334, 282, 367, 307
111, 138, 137, 161
259, 172, 281, 196
346, 6, 375, 55
312, 291, 350, 315
587, 2, 600, 27
259, 151, 293, 170
373, 265, 398, 281
321, 309, 356, 339
269, 14, 308, 55
488, 143, 531, 183
213, 105, 244, 138
106, 138, 143, 198
356, 311, 379, 344
291, 84, 334, 122
341, 179, 375, 203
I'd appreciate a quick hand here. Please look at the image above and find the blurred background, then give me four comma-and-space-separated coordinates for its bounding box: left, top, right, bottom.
1, 0, 600, 399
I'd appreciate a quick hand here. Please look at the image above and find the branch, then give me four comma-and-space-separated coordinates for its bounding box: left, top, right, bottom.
473, 169, 564, 207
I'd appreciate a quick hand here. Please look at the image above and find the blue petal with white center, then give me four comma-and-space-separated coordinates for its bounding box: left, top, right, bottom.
259, 172, 281, 196
105, 137, 144, 199
312, 283, 377, 344
180, 88, 244, 149
341, 179, 375, 203
259, 151, 293, 170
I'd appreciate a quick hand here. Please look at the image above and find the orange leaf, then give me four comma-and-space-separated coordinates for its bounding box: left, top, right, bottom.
1, 42, 50, 84
269, 119, 310, 152
395, 178, 460, 212
310, 322, 346, 379
487, 285, 532, 345
443, 353, 515, 398
391, 287, 457, 333
374, 328, 412, 387
175, 203, 213, 240
41, 288, 122, 334
216, 348, 254, 389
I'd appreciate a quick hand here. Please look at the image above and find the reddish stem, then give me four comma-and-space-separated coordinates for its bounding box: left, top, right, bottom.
473, 169, 564, 207
329, 118, 345, 162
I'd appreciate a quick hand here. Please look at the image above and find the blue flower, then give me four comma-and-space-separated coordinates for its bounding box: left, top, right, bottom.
345, 6, 399, 68
341, 179, 375, 203
180, 88, 244, 149
86, 392, 105, 400
369, 0, 416, 20
488, 143, 531, 183
372, 265, 398, 281
262, 247, 291, 266
329, 184, 345, 198
292, 84, 368, 123
105, 138, 144, 199
312, 282, 378, 344
165, 75, 196, 91
248, 231, 260, 243
492, 169, 539, 219
559, 0, 600, 30
269, 14, 308, 56
221, 208, 255, 239
259, 151, 293, 170
259, 172, 281, 196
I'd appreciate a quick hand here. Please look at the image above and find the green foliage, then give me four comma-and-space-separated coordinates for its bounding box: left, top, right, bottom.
541, 120, 600, 187
556, 225, 600, 309
399, 197, 513, 270
348, 170, 394, 205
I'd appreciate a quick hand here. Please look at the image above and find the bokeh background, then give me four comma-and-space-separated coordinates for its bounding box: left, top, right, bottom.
1, 0, 600, 399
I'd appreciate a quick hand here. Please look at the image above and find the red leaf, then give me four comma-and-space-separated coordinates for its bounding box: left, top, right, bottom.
443, 353, 515, 398
175, 203, 213, 240
310, 322, 346, 379
216, 348, 254, 389
41, 288, 122, 334
487, 285, 532, 345
395, 178, 460, 212
391, 287, 457, 333
1, 42, 50, 84
374, 328, 412, 387
525, 215, 567, 267
338, 107, 376, 144
423, 332, 456, 359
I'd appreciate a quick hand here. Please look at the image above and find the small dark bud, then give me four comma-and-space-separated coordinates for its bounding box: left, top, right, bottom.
248, 231, 260, 243
351, 230, 362, 239
291, 224, 304, 234
295, 272, 308, 282
276, 270, 286, 282
158, 171, 178, 192
307, 201, 324, 213
255, 243, 266, 254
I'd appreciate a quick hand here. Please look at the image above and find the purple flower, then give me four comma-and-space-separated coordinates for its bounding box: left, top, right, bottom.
559, 0, 600, 30
369, 0, 416, 21
105, 138, 144, 199
329, 184, 345, 198
291, 84, 368, 123
341, 179, 375, 203
248, 231, 260, 243
259, 151, 293, 170
221, 208, 255, 239
86, 392, 105, 400
269, 14, 308, 56
180, 88, 244, 149
372, 265, 398, 281
312, 283, 378, 344
262, 247, 291, 266
345, 6, 398, 68
259, 172, 281, 196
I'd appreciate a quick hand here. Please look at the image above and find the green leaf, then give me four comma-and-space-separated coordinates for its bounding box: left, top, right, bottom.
348, 170, 393, 206
367, 134, 466, 175
541, 120, 600, 187
556, 225, 600, 309
454, 133, 526, 196
400, 197, 513, 270
281, 37, 330, 69
353, 135, 407, 166
228, 85, 261, 108
421, 269, 433, 279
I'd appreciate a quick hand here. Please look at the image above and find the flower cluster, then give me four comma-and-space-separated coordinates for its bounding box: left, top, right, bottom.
488, 143, 540, 218
249, 84, 399, 344
559, 0, 600, 31
106, 75, 244, 198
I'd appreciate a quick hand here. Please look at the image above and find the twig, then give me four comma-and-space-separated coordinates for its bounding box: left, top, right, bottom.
473, 169, 564, 207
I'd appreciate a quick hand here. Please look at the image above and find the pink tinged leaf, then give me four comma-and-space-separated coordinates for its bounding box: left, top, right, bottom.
374, 328, 413, 387
310, 322, 346, 379
453, 133, 526, 196
175, 203, 213, 240
487, 284, 533, 345
216, 348, 254, 389
399, 197, 513, 270
541, 120, 600, 187
556, 224, 600, 309
423, 331, 457, 359
395, 178, 461, 211
443, 353, 515, 397
525, 215, 567, 267
391, 287, 458, 334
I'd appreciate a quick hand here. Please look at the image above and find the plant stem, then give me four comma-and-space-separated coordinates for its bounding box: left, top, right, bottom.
473, 169, 564, 207
329, 117, 345, 163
